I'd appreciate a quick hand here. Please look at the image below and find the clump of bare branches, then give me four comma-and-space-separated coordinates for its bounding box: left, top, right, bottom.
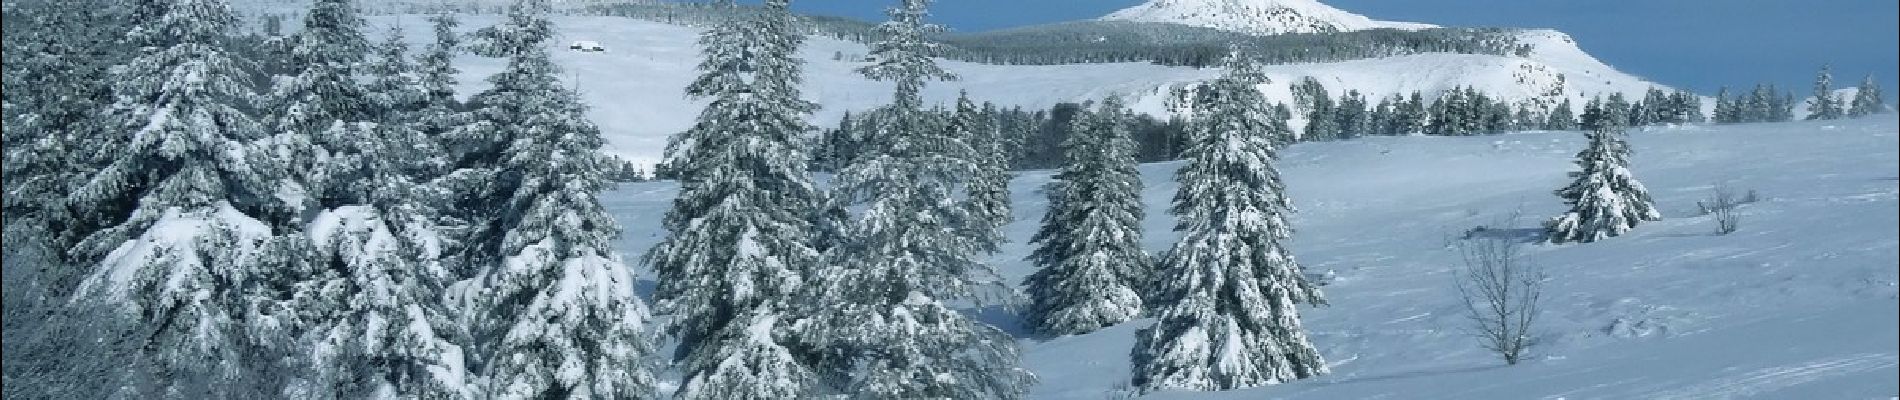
1697, 185, 1758, 235
1455, 214, 1544, 365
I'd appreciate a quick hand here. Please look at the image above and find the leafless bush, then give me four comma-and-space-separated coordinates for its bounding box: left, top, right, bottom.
1455, 228, 1544, 365
1697, 185, 1756, 235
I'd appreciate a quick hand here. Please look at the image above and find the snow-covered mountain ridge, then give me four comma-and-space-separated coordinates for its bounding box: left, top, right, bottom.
1100, 0, 1436, 36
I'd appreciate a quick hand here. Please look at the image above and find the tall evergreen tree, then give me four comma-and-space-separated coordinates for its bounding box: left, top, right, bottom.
1806, 64, 1843, 120
645, 0, 823, 397
795, 0, 1033, 397
1132, 54, 1327, 393
1022, 96, 1150, 336
452, 1, 656, 397
1545, 125, 1661, 244
1849, 75, 1887, 117
953, 91, 1012, 253
64, 0, 287, 394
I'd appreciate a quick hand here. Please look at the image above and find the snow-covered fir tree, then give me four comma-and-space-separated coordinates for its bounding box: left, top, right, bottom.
0, 0, 129, 288
793, 0, 1033, 397
263, 0, 375, 212
1132, 54, 1328, 393
365, 26, 428, 124
644, 0, 822, 397
414, 14, 466, 139
1335, 90, 1370, 139
298, 121, 469, 398
953, 91, 1013, 253
1022, 95, 1151, 336
1807, 64, 1844, 120
62, 0, 292, 394
1545, 98, 1577, 130
1544, 124, 1662, 244
451, 1, 656, 397
1849, 75, 1887, 117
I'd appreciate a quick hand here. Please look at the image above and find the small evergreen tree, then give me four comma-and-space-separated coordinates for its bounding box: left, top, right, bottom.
1022, 96, 1150, 336
1545, 125, 1661, 244
1394, 91, 1428, 135
1712, 87, 1738, 124
1335, 90, 1369, 139
1544, 98, 1577, 130
1806, 64, 1843, 120
1132, 54, 1327, 393
1849, 75, 1886, 117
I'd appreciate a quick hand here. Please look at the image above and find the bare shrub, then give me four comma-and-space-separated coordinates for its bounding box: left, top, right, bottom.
1697, 185, 1756, 235
1455, 222, 1544, 365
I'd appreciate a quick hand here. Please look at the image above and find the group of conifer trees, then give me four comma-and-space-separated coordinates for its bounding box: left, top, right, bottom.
5, 0, 1890, 398
3, 0, 649, 397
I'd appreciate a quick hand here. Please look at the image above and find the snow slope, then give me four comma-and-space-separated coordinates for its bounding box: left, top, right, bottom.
370, 15, 1672, 168
1100, 0, 1435, 36
603, 116, 1900, 399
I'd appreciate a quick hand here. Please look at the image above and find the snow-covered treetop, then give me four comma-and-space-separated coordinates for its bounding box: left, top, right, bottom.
1100, 0, 1435, 36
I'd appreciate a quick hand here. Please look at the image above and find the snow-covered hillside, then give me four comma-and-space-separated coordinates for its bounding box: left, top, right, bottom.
604, 116, 1900, 399
370, 15, 1672, 168
1100, 0, 1435, 36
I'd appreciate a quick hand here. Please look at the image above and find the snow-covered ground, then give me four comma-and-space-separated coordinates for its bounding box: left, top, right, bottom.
368, 15, 1671, 169
605, 116, 1899, 399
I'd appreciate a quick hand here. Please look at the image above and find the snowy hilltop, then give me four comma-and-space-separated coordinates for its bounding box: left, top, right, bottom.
1100, 0, 1437, 36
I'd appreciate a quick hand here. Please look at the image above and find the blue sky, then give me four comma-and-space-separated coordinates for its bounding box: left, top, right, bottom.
777, 0, 1898, 97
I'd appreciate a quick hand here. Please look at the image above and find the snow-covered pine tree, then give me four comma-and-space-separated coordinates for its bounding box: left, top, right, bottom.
453, 1, 656, 397
1335, 90, 1369, 139
299, 120, 469, 399
1602, 93, 1633, 129
1022, 95, 1150, 336
1368, 96, 1397, 135
1544, 124, 1662, 244
954, 91, 1013, 253
794, 0, 1033, 398
1712, 87, 1738, 124
1298, 78, 1339, 141
63, 0, 291, 394
414, 14, 465, 138
644, 0, 822, 397
256, 0, 379, 225
1673, 90, 1704, 123
365, 26, 428, 124
1807, 64, 1843, 120
0, 0, 130, 289
1545, 98, 1577, 130
1849, 75, 1887, 117
1769, 88, 1796, 122
1132, 54, 1327, 393
1395, 92, 1428, 135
